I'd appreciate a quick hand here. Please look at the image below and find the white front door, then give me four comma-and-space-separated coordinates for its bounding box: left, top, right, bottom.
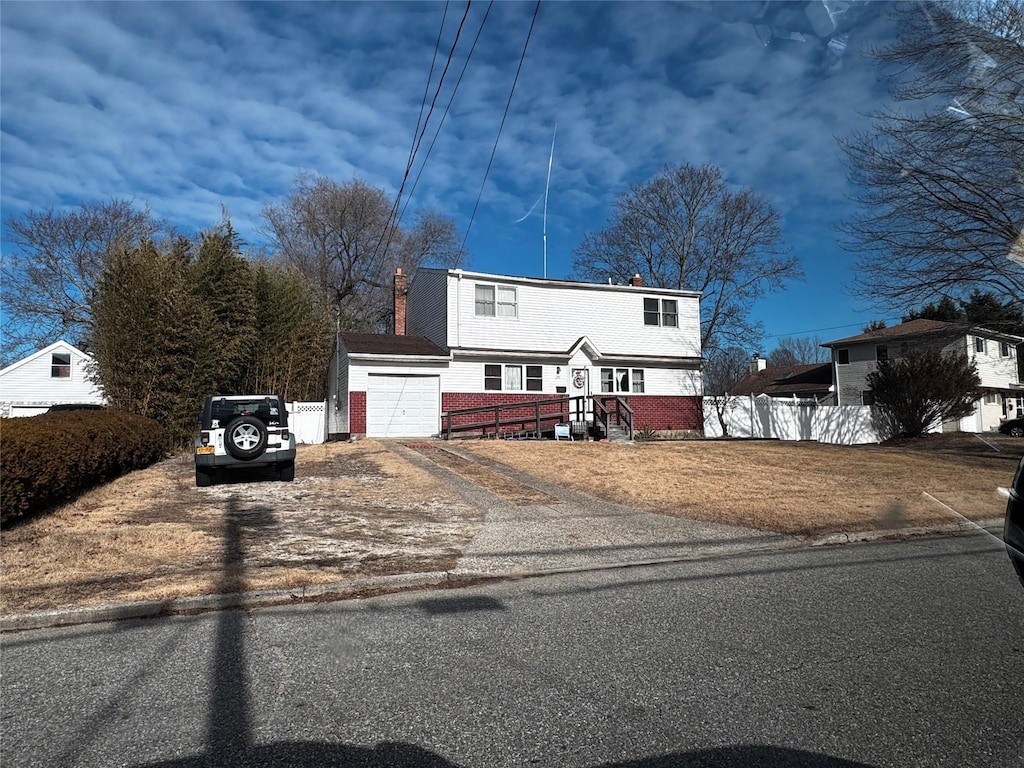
366, 375, 440, 437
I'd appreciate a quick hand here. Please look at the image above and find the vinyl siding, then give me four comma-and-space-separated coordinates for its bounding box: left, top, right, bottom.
968, 334, 1020, 388
445, 273, 700, 359
0, 343, 104, 406
406, 268, 449, 349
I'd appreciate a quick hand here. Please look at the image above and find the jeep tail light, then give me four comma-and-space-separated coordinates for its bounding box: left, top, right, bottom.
201, 431, 210, 446
281, 428, 289, 440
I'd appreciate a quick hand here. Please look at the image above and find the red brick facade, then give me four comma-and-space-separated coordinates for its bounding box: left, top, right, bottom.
348, 390, 702, 436
627, 395, 703, 432
442, 392, 571, 431
349, 391, 366, 435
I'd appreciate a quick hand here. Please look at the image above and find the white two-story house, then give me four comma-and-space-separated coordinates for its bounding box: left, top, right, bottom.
328, 268, 703, 438
821, 319, 1024, 433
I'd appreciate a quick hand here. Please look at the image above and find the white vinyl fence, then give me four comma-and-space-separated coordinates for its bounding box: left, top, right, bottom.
703, 397, 882, 445
288, 401, 327, 444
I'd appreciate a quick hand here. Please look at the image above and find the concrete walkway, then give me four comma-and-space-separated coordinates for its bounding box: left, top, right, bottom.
385, 441, 800, 576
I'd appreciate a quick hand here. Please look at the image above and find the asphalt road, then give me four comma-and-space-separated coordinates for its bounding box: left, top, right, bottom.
2, 532, 1022, 768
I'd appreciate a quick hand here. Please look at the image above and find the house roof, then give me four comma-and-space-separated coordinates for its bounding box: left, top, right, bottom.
732, 363, 833, 397
416, 267, 702, 298
822, 318, 1024, 347
340, 333, 447, 357
0, 340, 92, 378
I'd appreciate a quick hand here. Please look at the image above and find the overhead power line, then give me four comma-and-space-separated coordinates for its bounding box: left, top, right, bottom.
461, 0, 542, 252
398, 1, 495, 229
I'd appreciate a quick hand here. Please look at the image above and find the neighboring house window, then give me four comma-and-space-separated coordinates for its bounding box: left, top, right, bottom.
975, 337, 986, 354
475, 285, 495, 316
876, 345, 888, 362
601, 367, 642, 393
983, 393, 1000, 405
475, 284, 517, 318
1000, 341, 1013, 357
51, 353, 71, 378
484, 364, 501, 390
526, 366, 543, 392
837, 349, 849, 365
643, 297, 678, 327
861, 390, 875, 406
504, 365, 523, 391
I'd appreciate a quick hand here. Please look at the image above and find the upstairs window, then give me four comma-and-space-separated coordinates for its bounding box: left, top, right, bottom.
661, 300, 678, 328
51, 353, 71, 378
836, 348, 850, 365
475, 285, 495, 316
643, 298, 660, 326
975, 337, 987, 354
475, 284, 517, 318
1001, 341, 1013, 357
876, 345, 888, 362
497, 285, 518, 318
644, 297, 678, 327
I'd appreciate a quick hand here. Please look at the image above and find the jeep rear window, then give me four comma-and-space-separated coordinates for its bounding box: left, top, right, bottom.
212, 399, 284, 424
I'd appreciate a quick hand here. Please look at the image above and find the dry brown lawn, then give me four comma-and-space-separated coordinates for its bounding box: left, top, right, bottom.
457, 435, 1021, 536
1, 440, 481, 613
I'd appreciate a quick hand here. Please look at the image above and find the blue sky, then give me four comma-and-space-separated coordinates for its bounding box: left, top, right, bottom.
1, 0, 908, 349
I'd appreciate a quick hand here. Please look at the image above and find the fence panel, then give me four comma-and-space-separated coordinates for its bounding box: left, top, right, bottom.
703, 397, 881, 445
288, 401, 326, 444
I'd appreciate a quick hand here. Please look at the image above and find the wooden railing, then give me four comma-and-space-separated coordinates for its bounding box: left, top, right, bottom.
442, 395, 589, 439
594, 395, 634, 441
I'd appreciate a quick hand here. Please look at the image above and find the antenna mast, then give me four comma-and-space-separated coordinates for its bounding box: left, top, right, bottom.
542, 123, 557, 279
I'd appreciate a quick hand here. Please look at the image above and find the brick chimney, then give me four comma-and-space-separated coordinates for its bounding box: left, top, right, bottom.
393, 267, 407, 336
628, 273, 644, 287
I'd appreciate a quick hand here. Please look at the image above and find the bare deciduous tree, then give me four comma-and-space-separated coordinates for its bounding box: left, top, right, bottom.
261, 175, 465, 332
767, 336, 828, 367
1, 200, 162, 362
703, 346, 754, 438
840, 0, 1024, 310
573, 163, 798, 352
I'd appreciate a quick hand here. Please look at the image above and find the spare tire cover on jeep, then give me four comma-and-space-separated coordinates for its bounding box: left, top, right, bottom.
224, 415, 269, 460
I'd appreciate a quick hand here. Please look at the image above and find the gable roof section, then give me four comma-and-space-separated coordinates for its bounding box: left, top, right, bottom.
340, 333, 447, 357
732, 363, 833, 397
0, 340, 92, 378
824, 318, 1024, 347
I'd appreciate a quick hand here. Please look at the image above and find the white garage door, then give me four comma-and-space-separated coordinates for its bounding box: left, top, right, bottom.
366, 375, 440, 437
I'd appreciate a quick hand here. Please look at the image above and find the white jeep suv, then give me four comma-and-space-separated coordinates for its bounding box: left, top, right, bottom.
194, 395, 296, 486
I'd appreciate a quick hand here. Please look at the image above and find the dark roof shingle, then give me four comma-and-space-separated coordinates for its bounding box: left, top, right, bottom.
341, 333, 447, 357
732, 363, 832, 397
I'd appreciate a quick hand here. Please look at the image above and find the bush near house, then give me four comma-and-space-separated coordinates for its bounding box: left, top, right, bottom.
1, 410, 166, 524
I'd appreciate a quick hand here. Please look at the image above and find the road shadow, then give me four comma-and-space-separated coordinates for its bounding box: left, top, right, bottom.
139, 742, 873, 767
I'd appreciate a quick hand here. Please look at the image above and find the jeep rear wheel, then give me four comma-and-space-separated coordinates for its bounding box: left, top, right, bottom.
196, 467, 215, 487
225, 415, 269, 460
277, 460, 295, 482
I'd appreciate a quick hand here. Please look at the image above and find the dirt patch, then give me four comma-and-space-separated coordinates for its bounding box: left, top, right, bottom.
409, 444, 557, 506
1, 441, 481, 613
457, 439, 1017, 536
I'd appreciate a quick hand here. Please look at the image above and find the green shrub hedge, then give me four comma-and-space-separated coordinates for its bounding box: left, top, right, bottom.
1, 409, 167, 524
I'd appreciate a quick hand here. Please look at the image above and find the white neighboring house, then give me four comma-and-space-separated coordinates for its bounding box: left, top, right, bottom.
328, 268, 704, 438
0, 340, 106, 418
821, 319, 1024, 433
